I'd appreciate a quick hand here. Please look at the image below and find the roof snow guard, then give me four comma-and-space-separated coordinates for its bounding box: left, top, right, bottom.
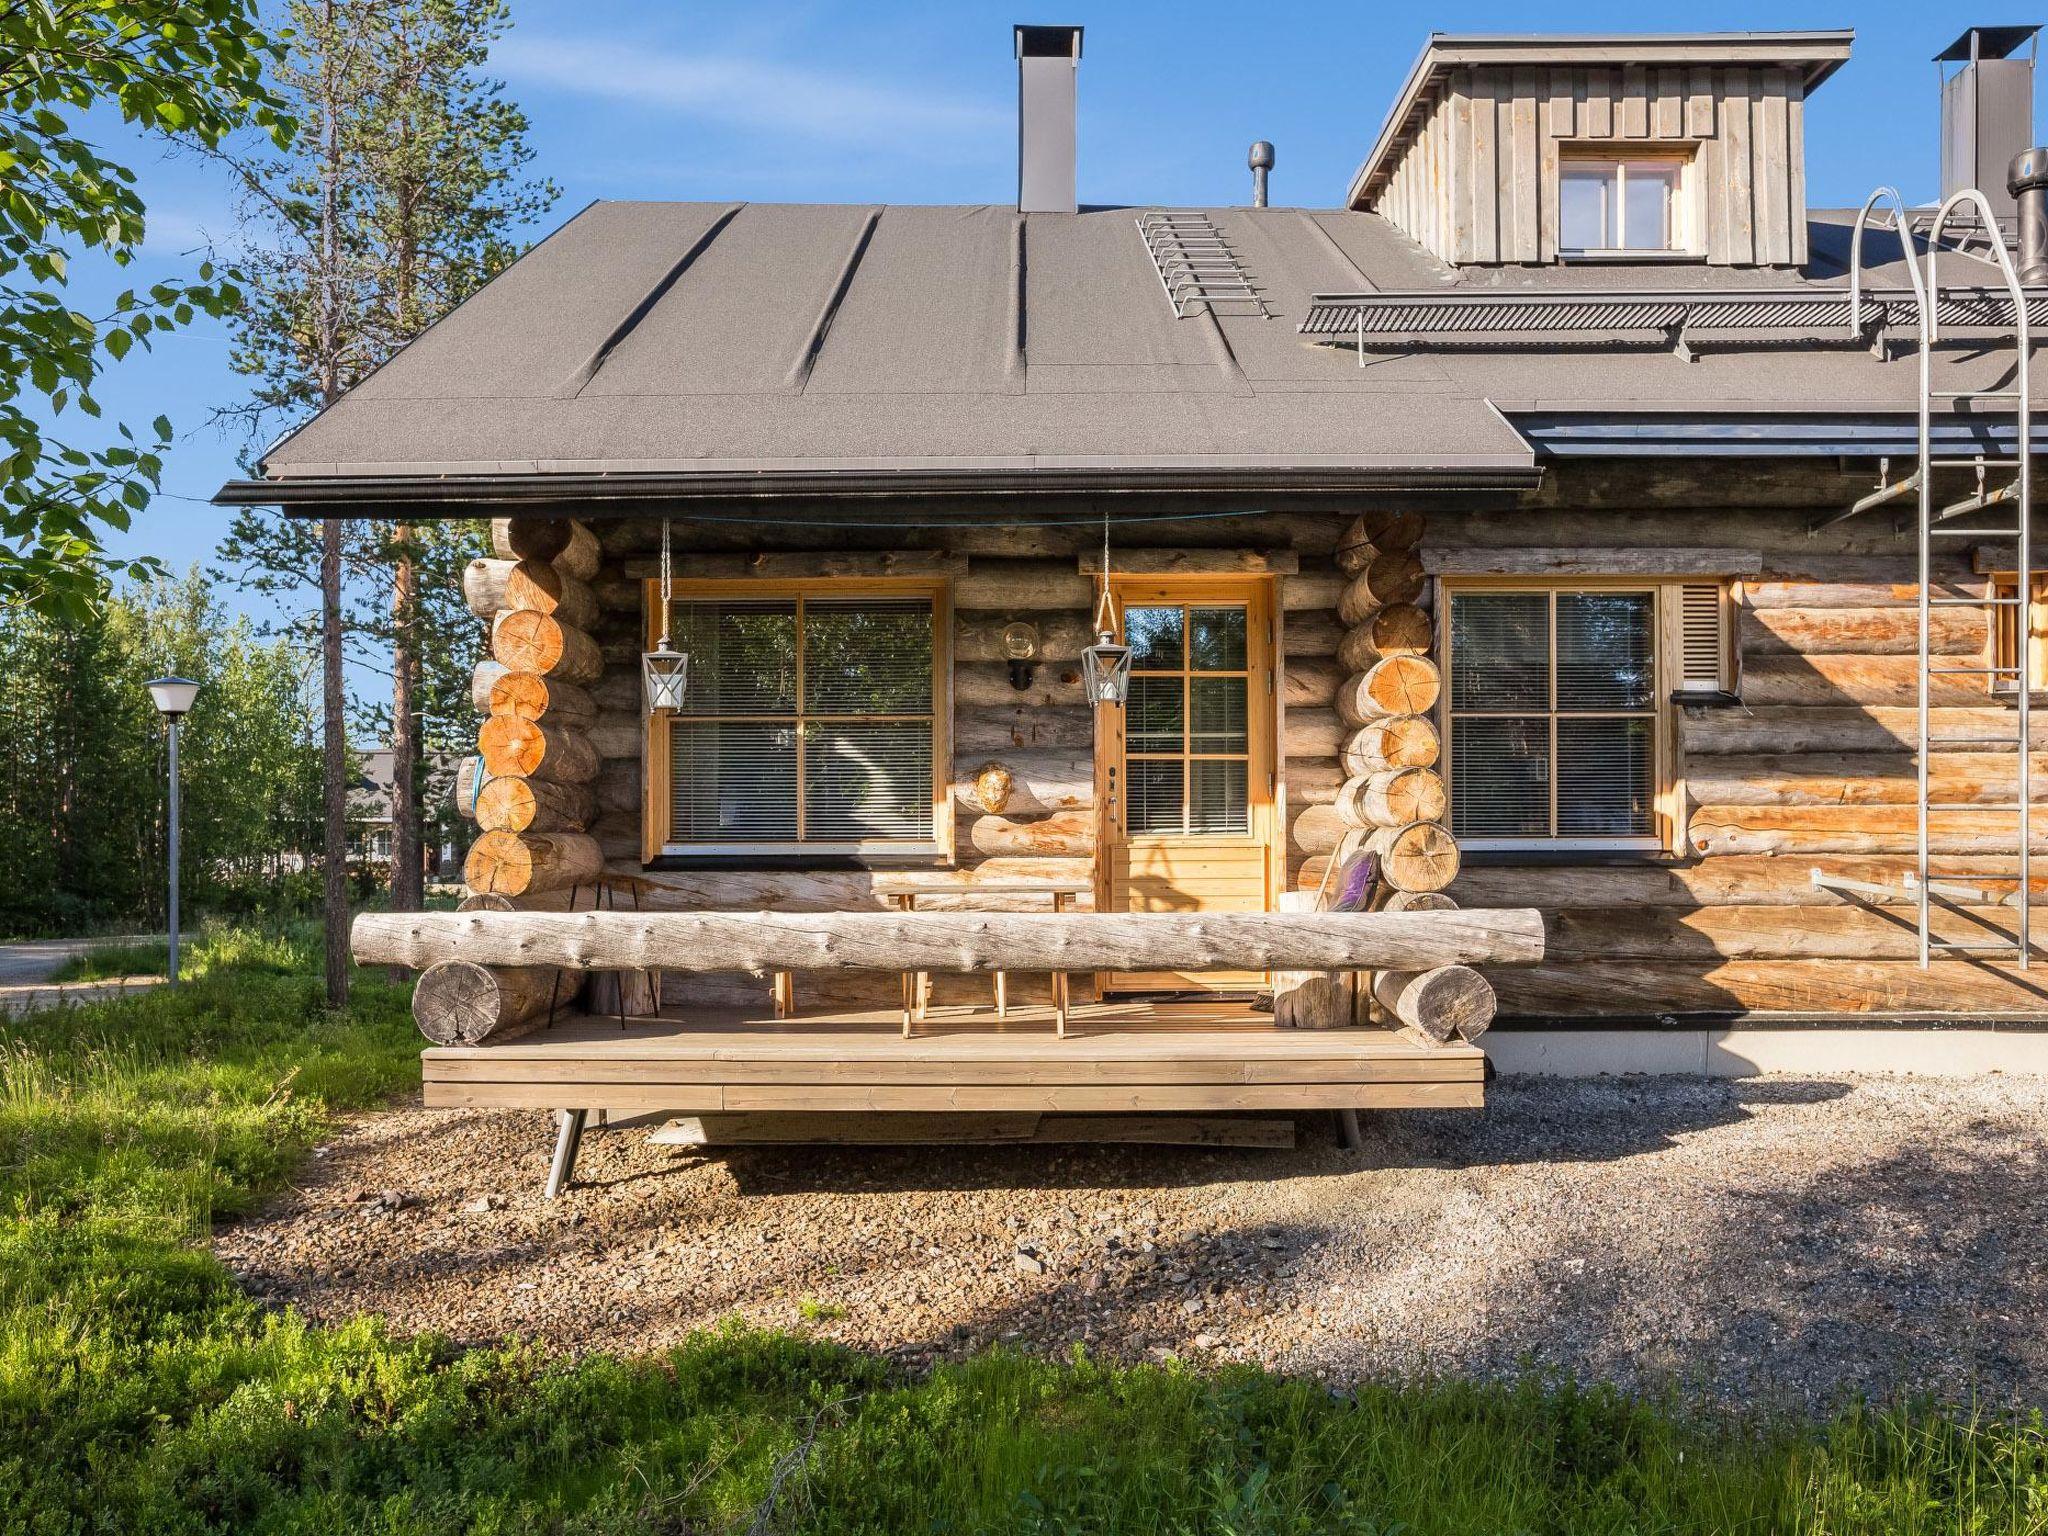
1300, 287, 2048, 353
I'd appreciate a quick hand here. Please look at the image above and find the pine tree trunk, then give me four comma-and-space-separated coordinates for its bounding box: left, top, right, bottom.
390, 525, 422, 914
321, 514, 349, 1007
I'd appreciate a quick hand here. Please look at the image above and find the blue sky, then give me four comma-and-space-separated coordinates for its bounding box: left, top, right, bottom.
88, 0, 2026, 599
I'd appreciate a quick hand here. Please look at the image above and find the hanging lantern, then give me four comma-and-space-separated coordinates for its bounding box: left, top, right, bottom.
641, 517, 690, 712
1080, 519, 1133, 706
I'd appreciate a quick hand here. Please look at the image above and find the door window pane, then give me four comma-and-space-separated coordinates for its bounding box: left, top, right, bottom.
1128, 675, 1184, 753
1190, 760, 1249, 835
1125, 606, 1183, 668
1191, 677, 1247, 753
1127, 760, 1184, 834
1190, 607, 1247, 669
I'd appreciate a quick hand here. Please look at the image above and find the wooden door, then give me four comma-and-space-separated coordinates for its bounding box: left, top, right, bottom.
1098, 577, 1277, 992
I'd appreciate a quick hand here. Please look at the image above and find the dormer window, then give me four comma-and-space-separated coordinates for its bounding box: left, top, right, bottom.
1559, 154, 1692, 256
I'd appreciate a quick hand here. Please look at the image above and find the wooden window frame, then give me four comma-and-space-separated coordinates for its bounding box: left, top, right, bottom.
1987, 571, 2048, 695
641, 577, 954, 864
1439, 576, 1709, 855
1557, 146, 1700, 259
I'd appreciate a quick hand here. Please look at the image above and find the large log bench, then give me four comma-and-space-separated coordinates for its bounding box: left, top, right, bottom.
353, 907, 1545, 1194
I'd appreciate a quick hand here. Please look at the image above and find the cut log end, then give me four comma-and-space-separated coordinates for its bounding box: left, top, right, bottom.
412, 960, 564, 1045
1373, 965, 1497, 1044
1369, 821, 1461, 893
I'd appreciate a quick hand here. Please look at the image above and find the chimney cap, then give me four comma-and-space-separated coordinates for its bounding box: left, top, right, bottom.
1935, 25, 2039, 63
1015, 24, 1083, 60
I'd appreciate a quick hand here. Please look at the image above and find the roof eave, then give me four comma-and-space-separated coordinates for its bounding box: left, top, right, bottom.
1346, 29, 1856, 210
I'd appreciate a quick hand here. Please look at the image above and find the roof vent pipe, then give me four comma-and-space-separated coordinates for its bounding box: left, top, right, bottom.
2010, 148, 2048, 283
1248, 141, 1274, 207
1014, 24, 1082, 214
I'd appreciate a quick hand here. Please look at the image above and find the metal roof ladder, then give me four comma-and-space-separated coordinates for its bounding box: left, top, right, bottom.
1813, 188, 2035, 969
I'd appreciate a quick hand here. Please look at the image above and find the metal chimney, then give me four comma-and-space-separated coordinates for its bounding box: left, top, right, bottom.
1248, 141, 1275, 207
1937, 26, 2040, 219
2011, 148, 2048, 282
1014, 24, 1082, 214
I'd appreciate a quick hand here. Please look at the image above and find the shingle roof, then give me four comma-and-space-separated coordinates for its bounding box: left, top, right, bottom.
225, 198, 2045, 507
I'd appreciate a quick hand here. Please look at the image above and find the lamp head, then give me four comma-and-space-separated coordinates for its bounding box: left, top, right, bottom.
146, 676, 200, 720
641, 644, 689, 713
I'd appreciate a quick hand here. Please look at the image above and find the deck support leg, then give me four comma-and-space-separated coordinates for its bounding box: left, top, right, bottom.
546, 1108, 588, 1199
1336, 1108, 1364, 1152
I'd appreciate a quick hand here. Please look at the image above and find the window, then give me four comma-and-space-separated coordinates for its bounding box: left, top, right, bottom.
1444, 585, 1662, 849
1988, 572, 2048, 692
646, 584, 948, 857
1560, 155, 1690, 255
1124, 601, 1253, 836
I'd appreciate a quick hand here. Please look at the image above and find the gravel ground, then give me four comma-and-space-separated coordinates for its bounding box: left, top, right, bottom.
215, 1075, 2048, 1412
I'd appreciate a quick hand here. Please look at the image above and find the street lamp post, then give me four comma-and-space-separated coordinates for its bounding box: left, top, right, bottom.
146, 677, 200, 985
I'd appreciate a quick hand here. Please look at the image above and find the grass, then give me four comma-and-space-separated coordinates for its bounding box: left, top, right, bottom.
46, 938, 171, 982
2, 921, 2044, 1533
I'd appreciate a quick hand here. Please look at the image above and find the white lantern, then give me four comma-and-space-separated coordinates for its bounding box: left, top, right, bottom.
641, 517, 689, 712
1080, 582, 1132, 707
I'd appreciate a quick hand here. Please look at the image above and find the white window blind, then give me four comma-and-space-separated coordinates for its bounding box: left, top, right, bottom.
666, 594, 936, 851
1447, 587, 1658, 846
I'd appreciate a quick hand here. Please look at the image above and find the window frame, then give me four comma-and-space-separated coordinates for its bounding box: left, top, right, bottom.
1557, 148, 1698, 259
1987, 571, 2048, 695
640, 577, 954, 864
1438, 577, 1702, 855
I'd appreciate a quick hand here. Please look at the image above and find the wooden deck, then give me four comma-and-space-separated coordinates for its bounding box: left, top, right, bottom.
422, 999, 1487, 1113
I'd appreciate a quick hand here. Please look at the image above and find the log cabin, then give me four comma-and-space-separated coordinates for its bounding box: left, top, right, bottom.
219, 23, 2048, 1180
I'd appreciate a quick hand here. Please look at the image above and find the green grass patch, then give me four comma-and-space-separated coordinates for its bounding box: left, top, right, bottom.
46, 938, 170, 982
2, 921, 2043, 1534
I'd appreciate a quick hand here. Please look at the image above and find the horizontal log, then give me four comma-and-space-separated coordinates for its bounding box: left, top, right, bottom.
1686, 752, 2048, 807
462, 557, 516, 619
1373, 966, 1496, 1044
1271, 968, 1352, 1028
1739, 605, 1985, 657
964, 808, 1096, 858
586, 713, 643, 760
1342, 715, 1440, 774
1283, 609, 1344, 659
470, 658, 508, 714
1284, 571, 1346, 613
1284, 708, 1344, 760
491, 610, 602, 684
351, 907, 1548, 975
1741, 654, 1996, 707
462, 830, 604, 898
1337, 552, 1426, 623
1337, 603, 1432, 670
954, 709, 1095, 756
1289, 802, 1346, 858
955, 612, 1095, 664
955, 660, 1084, 709
477, 716, 599, 785
541, 857, 1098, 914
487, 670, 595, 727
1335, 510, 1425, 572
1077, 548, 1298, 575
412, 960, 563, 1045
492, 517, 600, 580
1687, 804, 2048, 856
1742, 575, 1979, 609
954, 560, 1093, 611
1421, 546, 1761, 577
624, 550, 966, 583
950, 753, 1093, 815
1369, 821, 1460, 893
475, 775, 596, 835
1544, 904, 2048, 962
1493, 959, 2048, 1018
1682, 706, 2048, 755
1284, 656, 1344, 708
1284, 756, 1345, 804
1337, 655, 1440, 726
504, 559, 598, 631
592, 756, 642, 815
1338, 767, 1446, 829
453, 756, 485, 821
1450, 856, 2045, 910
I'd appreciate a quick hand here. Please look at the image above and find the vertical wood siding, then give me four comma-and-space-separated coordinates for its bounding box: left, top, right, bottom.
1372, 64, 1809, 266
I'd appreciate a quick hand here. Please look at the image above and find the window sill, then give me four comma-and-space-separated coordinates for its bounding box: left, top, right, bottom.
1673, 689, 1743, 708
1557, 249, 1705, 264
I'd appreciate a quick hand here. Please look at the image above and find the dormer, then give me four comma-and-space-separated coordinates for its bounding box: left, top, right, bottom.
1348, 31, 1853, 267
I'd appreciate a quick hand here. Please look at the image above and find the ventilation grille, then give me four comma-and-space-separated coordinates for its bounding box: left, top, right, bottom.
1137, 212, 1273, 319
1678, 583, 1729, 691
